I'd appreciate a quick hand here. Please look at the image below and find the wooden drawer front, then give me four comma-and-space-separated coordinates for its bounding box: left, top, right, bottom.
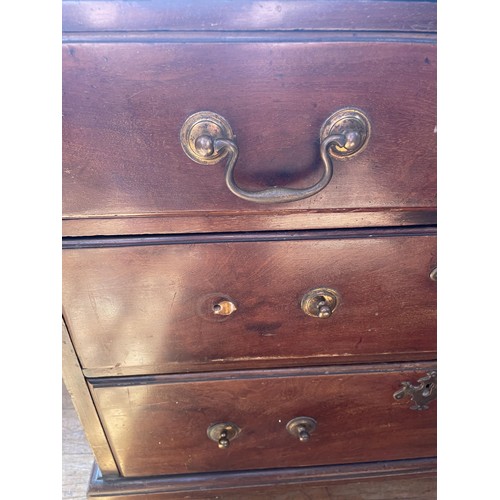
89, 363, 437, 477
63, 230, 436, 376
62, 40, 436, 236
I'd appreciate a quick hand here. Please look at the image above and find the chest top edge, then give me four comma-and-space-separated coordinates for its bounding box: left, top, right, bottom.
62, 0, 437, 35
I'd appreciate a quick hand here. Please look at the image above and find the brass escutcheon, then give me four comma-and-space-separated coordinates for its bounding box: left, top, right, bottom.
319, 108, 371, 159
207, 422, 241, 449
393, 371, 437, 411
301, 287, 340, 318
180, 111, 234, 165
286, 417, 317, 442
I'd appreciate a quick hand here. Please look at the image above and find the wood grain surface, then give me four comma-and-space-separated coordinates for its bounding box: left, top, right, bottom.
63, 229, 436, 376
88, 458, 436, 499
89, 477, 437, 500
89, 362, 437, 477
64, 380, 436, 499
62, 40, 436, 236
62, 0, 436, 33
62, 3, 437, 497
63, 382, 93, 500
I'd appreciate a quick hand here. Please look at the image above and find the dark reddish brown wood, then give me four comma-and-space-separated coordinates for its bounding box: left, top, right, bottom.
62, 209, 437, 238
88, 458, 436, 499
62, 230, 436, 376
62, 0, 436, 33
62, 320, 119, 476
63, 209, 437, 238
62, 40, 436, 236
88, 362, 436, 477
62, 2, 437, 495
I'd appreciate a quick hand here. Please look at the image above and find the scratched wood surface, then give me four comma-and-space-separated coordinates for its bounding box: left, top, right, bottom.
89, 478, 437, 500
62, 40, 436, 236
88, 459, 437, 499
62, 0, 437, 33
63, 230, 436, 377
62, 2, 437, 497
64, 380, 436, 499
64, 378, 436, 499
88, 362, 436, 477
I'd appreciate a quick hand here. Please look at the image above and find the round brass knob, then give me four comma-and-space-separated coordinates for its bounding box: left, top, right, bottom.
180, 111, 234, 165
319, 108, 371, 159
286, 417, 317, 442
217, 430, 230, 449
195, 134, 215, 157
207, 422, 241, 449
296, 425, 311, 442
301, 288, 339, 319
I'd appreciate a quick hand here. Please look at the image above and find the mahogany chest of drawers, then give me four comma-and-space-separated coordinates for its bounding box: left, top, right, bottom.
62, 1, 437, 498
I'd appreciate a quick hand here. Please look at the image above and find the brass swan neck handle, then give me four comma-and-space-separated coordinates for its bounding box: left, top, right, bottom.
212, 134, 345, 204
180, 109, 370, 204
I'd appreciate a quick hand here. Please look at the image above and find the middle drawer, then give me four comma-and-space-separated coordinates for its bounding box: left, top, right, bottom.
63, 228, 436, 377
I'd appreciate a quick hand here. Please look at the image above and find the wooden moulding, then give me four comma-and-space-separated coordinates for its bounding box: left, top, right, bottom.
63, 225, 436, 249
62, 209, 437, 238
62, 0, 436, 34
87, 457, 437, 499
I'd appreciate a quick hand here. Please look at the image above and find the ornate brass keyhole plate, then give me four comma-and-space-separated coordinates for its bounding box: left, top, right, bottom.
393, 371, 437, 410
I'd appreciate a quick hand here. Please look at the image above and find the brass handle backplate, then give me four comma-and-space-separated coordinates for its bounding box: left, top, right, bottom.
180, 109, 370, 204
286, 417, 317, 442
207, 422, 241, 449
301, 287, 340, 318
393, 371, 437, 411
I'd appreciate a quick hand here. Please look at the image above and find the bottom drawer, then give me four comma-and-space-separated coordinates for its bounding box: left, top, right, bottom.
89, 362, 436, 478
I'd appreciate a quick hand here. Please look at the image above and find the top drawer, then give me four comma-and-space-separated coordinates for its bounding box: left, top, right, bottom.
62, 37, 436, 236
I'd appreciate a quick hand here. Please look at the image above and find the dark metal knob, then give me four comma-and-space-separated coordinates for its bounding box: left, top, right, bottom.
301, 288, 339, 318
296, 425, 311, 442
207, 422, 241, 449
217, 430, 230, 449
286, 417, 317, 442
317, 300, 332, 319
